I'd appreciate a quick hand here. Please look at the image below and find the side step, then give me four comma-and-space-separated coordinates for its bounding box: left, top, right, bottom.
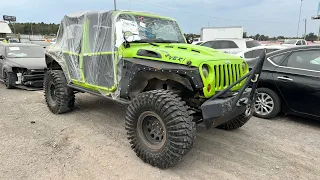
67, 83, 131, 105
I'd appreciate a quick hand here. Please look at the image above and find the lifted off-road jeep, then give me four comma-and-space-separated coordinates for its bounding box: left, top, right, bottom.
44, 10, 264, 168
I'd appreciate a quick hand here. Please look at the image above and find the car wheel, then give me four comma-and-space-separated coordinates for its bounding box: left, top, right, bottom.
254, 88, 281, 119
44, 70, 75, 114
125, 90, 196, 169
3, 71, 15, 89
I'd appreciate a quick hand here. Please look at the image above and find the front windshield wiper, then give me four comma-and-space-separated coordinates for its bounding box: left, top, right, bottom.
152, 39, 181, 43
131, 40, 159, 47
131, 39, 181, 46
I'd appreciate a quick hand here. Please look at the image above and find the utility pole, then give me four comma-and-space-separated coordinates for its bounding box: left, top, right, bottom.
304, 19, 307, 39
114, 0, 117, 11
312, 2, 320, 41
297, 0, 303, 37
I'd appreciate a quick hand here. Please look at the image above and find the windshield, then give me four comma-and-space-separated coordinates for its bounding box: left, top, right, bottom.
283, 40, 297, 44
6, 46, 44, 58
246, 40, 261, 48
115, 14, 185, 45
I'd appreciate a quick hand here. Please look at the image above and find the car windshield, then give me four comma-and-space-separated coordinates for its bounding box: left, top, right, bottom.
116, 14, 185, 44
246, 40, 261, 48
283, 40, 297, 44
6, 46, 44, 58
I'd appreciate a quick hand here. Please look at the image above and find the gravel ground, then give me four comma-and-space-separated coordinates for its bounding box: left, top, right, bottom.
0, 83, 319, 180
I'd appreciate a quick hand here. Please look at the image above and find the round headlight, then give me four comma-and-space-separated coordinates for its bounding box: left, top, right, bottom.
202, 64, 209, 78
242, 62, 247, 72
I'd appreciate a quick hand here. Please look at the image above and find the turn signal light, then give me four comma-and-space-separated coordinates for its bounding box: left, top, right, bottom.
207, 84, 211, 92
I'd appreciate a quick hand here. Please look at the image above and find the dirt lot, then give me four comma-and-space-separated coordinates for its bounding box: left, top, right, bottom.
0, 83, 319, 180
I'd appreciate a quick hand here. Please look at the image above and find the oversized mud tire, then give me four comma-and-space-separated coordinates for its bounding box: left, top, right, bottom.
3, 71, 15, 89
44, 70, 75, 114
216, 104, 253, 131
125, 90, 196, 169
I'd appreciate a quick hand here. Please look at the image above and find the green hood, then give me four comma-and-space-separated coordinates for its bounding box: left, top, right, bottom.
122, 43, 244, 67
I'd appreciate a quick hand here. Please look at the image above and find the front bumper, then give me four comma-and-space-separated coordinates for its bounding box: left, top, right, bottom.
201, 88, 254, 129
199, 50, 266, 129
15, 69, 45, 88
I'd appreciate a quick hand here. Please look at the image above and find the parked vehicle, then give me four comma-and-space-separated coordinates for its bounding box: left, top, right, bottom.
192, 41, 204, 45
44, 10, 263, 169
201, 26, 243, 41
0, 43, 46, 89
248, 45, 320, 120
26, 40, 51, 48
236, 45, 287, 61
281, 39, 307, 46
200, 38, 261, 54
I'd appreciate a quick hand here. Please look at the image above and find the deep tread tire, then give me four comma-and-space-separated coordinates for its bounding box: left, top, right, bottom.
217, 104, 253, 131
125, 90, 196, 169
44, 70, 75, 114
4, 71, 15, 89
253, 88, 281, 119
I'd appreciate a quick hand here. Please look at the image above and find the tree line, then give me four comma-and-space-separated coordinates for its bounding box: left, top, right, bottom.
243, 32, 319, 42
185, 32, 319, 42
8, 22, 59, 35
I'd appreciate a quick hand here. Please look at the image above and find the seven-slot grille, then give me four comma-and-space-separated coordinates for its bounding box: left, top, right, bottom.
213, 63, 243, 91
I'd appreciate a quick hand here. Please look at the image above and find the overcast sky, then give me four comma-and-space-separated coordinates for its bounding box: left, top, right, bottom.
1, 0, 320, 37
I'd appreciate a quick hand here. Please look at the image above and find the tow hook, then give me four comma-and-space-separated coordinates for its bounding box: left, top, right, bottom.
251, 74, 259, 83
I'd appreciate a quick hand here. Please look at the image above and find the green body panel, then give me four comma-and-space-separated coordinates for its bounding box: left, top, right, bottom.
122, 43, 248, 98
66, 10, 248, 98
122, 43, 244, 67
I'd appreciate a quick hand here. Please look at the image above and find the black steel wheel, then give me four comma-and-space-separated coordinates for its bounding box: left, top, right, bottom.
44, 70, 75, 114
126, 90, 196, 169
138, 111, 166, 150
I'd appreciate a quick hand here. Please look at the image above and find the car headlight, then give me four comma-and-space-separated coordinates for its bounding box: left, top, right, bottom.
242, 62, 247, 72
202, 64, 209, 78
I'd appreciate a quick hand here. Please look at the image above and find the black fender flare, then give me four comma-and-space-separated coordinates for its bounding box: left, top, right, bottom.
119, 58, 203, 99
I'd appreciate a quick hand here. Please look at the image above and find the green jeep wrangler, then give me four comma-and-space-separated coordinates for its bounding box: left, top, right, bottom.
44, 10, 264, 169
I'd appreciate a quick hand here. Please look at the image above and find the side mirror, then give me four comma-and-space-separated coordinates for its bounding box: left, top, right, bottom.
0, 55, 4, 59
187, 36, 194, 44
124, 31, 134, 40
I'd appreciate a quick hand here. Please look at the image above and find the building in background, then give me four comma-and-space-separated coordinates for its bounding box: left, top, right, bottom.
0, 21, 12, 40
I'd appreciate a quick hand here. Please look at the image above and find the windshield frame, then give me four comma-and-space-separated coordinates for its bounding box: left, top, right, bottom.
116, 12, 186, 44
5, 46, 45, 58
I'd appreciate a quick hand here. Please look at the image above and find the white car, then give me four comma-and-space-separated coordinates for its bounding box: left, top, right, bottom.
200, 38, 261, 54
281, 39, 307, 46
236, 45, 288, 60
192, 41, 204, 45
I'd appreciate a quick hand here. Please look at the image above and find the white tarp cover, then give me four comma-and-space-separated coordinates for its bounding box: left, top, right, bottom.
46, 10, 122, 98
0, 22, 12, 33
46, 10, 183, 99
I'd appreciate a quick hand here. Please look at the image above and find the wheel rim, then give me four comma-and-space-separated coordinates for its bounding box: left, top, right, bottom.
254, 92, 274, 116
49, 83, 57, 102
137, 111, 166, 150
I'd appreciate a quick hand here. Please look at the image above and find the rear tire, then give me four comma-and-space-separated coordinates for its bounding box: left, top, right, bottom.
44, 70, 75, 114
125, 90, 196, 169
216, 104, 253, 131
